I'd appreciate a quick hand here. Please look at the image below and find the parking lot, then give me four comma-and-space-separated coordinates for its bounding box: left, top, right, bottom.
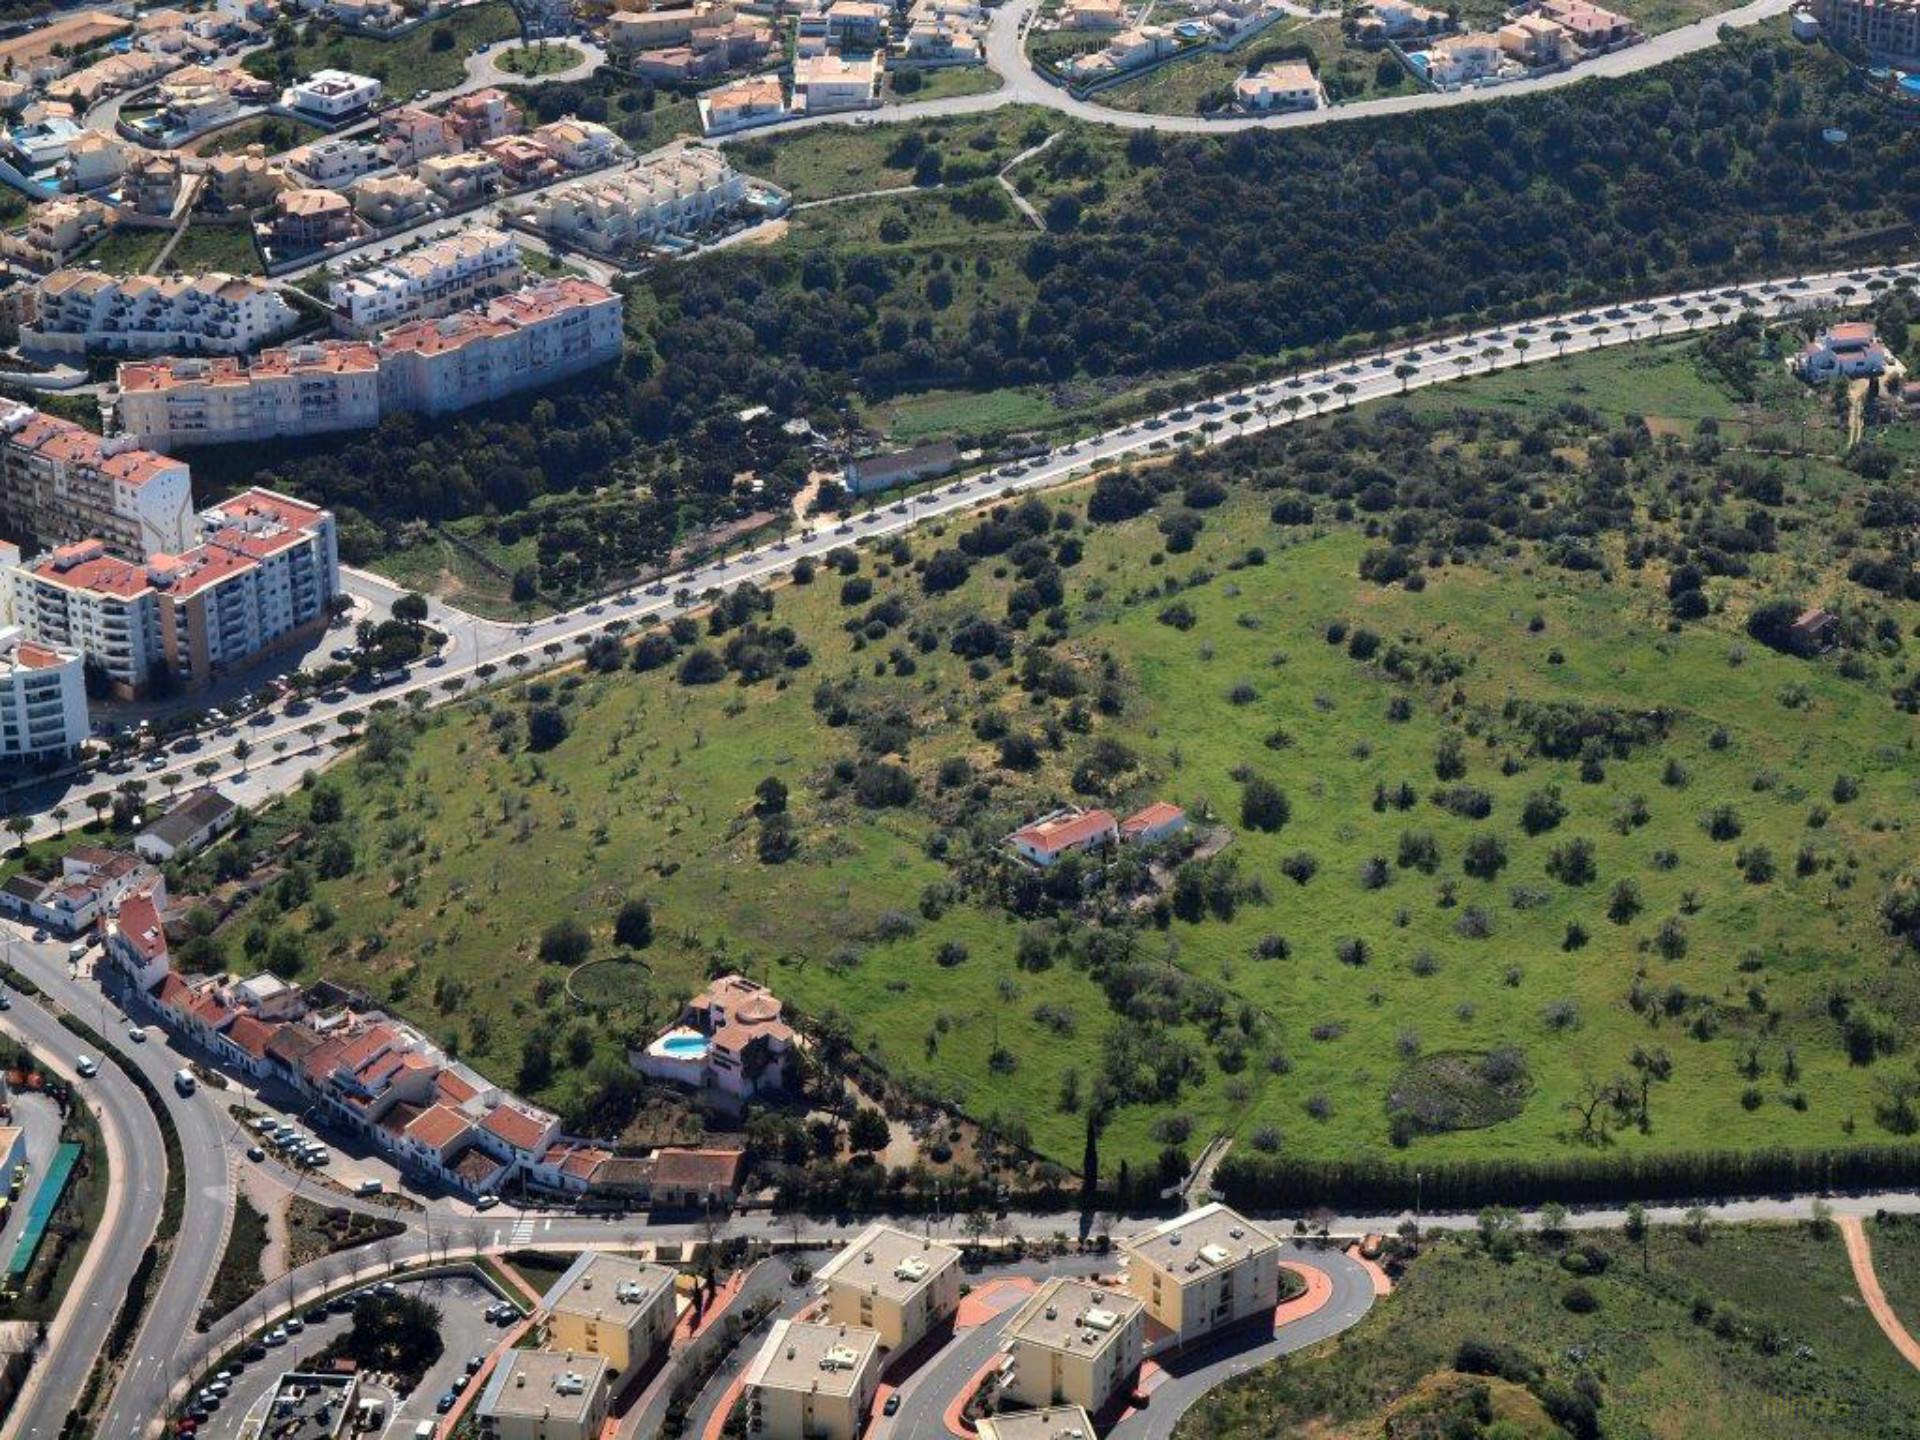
195, 1271, 519, 1440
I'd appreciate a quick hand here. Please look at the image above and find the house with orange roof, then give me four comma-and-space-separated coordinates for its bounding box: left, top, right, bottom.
1119, 801, 1187, 844
1007, 807, 1119, 867
105, 883, 171, 989
635, 973, 796, 1101
446, 87, 523, 147
1793, 321, 1901, 382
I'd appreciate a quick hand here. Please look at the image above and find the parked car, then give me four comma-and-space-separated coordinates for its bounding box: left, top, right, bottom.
75, 1055, 99, 1078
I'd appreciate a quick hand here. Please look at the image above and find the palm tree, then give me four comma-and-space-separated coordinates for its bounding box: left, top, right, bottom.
163, 773, 184, 798
1681, 307, 1703, 330
1394, 362, 1418, 393
1334, 380, 1357, 408
1551, 329, 1571, 355
1308, 391, 1328, 416
4, 816, 29, 852
300, 722, 324, 751
1512, 338, 1531, 365
50, 805, 68, 836
85, 791, 110, 828
1229, 410, 1252, 436
1453, 354, 1472, 382
1280, 394, 1304, 424
1482, 345, 1503, 372
233, 739, 252, 774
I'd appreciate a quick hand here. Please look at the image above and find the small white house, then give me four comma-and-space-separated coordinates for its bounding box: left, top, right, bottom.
135, 787, 239, 862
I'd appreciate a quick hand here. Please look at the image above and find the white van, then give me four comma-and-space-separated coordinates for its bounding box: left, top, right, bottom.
173, 1068, 197, 1096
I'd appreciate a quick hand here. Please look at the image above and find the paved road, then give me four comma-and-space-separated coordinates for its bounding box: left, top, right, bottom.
723, 0, 1793, 142
1, 935, 238, 1440
0, 973, 164, 1440
1110, 1246, 1374, 1440
8, 258, 1913, 854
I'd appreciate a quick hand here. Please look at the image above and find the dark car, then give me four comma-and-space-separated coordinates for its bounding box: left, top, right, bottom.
436, 1391, 458, 1414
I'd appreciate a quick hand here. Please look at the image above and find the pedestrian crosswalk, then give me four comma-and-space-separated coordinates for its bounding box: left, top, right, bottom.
509, 1214, 536, 1245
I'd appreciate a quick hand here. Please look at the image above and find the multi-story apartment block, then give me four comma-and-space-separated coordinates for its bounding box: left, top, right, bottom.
0, 404, 193, 556
22, 271, 297, 359
446, 87, 524, 147
116, 343, 383, 452
1117, 1203, 1282, 1344
541, 1254, 679, 1387
328, 226, 523, 335
476, 1352, 610, 1440
1818, 0, 1920, 63
816, 1224, 962, 1351
114, 280, 619, 446
7, 488, 339, 696
1000, 1279, 1144, 1415
825, 0, 890, 46
378, 278, 626, 414
607, 2, 737, 58
506, 148, 745, 255
0, 626, 89, 764
976, 1409, 1098, 1440
741, 1321, 880, 1440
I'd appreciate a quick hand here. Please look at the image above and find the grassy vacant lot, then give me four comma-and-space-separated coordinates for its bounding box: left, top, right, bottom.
729, 107, 1056, 202
163, 222, 263, 276
1183, 1222, 1920, 1440
243, 3, 519, 92
1098, 20, 1411, 115
885, 67, 1005, 103
368, 519, 548, 621
251, 327, 1920, 1173
496, 41, 582, 77
77, 225, 168, 277
1867, 1214, 1920, 1340
195, 114, 327, 158
285, 1195, 407, 1271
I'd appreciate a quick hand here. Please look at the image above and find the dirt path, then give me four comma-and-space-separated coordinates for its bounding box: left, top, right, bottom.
1839, 1215, 1920, 1372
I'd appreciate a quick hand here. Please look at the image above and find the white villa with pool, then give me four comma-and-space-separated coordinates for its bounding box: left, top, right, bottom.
632, 973, 797, 1100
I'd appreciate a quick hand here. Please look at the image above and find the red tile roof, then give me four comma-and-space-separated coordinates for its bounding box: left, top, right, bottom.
1011, 808, 1117, 855
480, 1103, 551, 1152
650, 1147, 745, 1190
225, 1012, 277, 1060
1120, 802, 1185, 837
116, 890, 169, 964
451, 1145, 507, 1185
404, 1103, 474, 1153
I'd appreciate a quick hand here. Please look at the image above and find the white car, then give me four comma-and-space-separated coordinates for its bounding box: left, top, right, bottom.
128, 1026, 148, 1043
75, 1055, 99, 1077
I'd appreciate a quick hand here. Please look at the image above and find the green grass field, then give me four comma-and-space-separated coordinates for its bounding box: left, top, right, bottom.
162, 222, 263, 276
1867, 1215, 1920, 1343
243, 3, 520, 92
248, 328, 1920, 1174
1097, 20, 1412, 116
1182, 1222, 1920, 1440
885, 67, 1005, 103
730, 108, 1057, 202
77, 225, 169, 277
496, 41, 582, 77
366, 521, 549, 621
195, 114, 327, 158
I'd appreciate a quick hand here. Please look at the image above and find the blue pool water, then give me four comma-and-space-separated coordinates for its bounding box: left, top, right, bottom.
659, 1034, 711, 1059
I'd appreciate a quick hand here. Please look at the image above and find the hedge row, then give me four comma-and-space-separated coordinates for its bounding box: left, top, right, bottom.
1214, 1145, 1920, 1214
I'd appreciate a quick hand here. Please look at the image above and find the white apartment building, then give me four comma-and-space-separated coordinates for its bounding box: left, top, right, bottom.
116, 343, 384, 452
1000, 1279, 1144, 1415
0, 404, 194, 556
741, 1320, 880, 1440
816, 1224, 962, 1351
0, 626, 89, 764
378, 278, 626, 415
530, 117, 627, 171
22, 271, 298, 359
282, 68, 382, 117
8, 489, 339, 697
1117, 1203, 1282, 1343
506, 148, 745, 254
328, 226, 523, 335
114, 280, 621, 447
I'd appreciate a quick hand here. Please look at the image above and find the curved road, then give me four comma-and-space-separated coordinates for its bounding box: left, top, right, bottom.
725, 0, 1794, 141
0, 977, 164, 1440
0, 938, 237, 1440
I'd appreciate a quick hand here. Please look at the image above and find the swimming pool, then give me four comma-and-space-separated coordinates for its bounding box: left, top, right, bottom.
657, 1033, 711, 1059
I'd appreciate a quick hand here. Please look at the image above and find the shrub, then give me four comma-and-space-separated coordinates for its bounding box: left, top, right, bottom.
1462, 833, 1508, 880
1240, 776, 1290, 832
1521, 786, 1568, 835
613, 898, 653, 948
1546, 837, 1597, 886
